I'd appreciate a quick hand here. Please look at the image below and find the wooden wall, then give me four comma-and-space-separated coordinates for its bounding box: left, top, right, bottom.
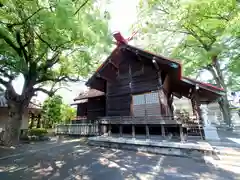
106, 55, 164, 116
87, 96, 105, 120
77, 103, 87, 117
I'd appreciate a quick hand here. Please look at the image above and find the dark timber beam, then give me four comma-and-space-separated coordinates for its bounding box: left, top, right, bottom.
96, 72, 113, 83
134, 50, 144, 62
152, 57, 160, 70
109, 59, 118, 69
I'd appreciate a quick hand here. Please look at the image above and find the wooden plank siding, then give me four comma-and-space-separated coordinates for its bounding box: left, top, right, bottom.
87, 97, 105, 120
77, 103, 87, 117
106, 55, 166, 117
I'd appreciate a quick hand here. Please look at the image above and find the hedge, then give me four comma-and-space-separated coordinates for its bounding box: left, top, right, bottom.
28, 128, 48, 137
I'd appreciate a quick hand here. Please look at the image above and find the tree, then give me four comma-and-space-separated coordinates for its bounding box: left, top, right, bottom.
136, 0, 240, 126
42, 95, 63, 128
61, 104, 76, 124
0, 0, 111, 145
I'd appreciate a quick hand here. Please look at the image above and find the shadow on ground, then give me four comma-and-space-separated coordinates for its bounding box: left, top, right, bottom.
0, 140, 238, 180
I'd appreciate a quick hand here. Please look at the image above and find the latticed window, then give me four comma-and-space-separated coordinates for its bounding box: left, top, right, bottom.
132, 91, 161, 116
145, 92, 159, 104
133, 94, 145, 105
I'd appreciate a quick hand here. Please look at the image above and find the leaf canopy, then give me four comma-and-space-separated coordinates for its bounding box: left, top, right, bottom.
0, 0, 111, 95
135, 0, 240, 89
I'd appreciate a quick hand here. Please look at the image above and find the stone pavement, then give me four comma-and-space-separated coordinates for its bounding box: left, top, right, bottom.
0, 139, 238, 180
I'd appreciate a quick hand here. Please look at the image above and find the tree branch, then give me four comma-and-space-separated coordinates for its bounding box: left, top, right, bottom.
74, 0, 89, 15
1, 7, 45, 28
0, 68, 14, 81
202, 14, 231, 21
157, 27, 191, 35
34, 85, 71, 97
191, 23, 216, 42
0, 77, 9, 87
46, 52, 60, 68
35, 31, 55, 51
183, 25, 210, 51
35, 31, 71, 51
0, 29, 21, 55
16, 30, 28, 62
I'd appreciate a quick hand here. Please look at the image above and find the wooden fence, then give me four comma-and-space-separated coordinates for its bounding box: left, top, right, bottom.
99, 116, 180, 125
55, 124, 99, 136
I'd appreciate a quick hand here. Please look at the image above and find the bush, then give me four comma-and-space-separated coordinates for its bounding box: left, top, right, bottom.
28, 128, 48, 137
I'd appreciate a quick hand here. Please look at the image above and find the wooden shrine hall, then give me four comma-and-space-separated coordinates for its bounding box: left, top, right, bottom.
73, 32, 225, 140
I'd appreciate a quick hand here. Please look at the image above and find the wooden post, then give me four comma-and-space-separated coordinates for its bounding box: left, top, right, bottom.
119, 125, 123, 137
108, 124, 111, 136
179, 125, 184, 142
146, 125, 150, 139
132, 125, 135, 138
161, 125, 165, 137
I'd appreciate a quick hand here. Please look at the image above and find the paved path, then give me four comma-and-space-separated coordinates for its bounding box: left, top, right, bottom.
0, 139, 238, 180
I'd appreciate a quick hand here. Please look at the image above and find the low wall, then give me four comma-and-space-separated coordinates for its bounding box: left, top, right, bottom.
55, 124, 99, 136
88, 137, 214, 159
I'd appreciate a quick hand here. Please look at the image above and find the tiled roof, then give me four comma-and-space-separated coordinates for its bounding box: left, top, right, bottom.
71, 99, 88, 105
86, 32, 224, 96
74, 89, 105, 101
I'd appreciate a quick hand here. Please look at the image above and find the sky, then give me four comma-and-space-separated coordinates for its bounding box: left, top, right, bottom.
12, 0, 139, 105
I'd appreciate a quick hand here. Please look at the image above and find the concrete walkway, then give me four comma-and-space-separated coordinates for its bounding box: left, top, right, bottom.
0, 138, 238, 180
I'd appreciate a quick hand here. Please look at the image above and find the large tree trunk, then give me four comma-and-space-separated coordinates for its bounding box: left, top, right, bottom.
219, 95, 231, 126
209, 57, 231, 126
2, 100, 24, 146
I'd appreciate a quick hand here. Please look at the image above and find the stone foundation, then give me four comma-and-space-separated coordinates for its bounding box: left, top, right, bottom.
88, 136, 214, 159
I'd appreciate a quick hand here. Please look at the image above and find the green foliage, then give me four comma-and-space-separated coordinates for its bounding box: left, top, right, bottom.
0, 0, 111, 97
61, 104, 76, 124
136, 0, 240, 90
28, 128, 48, 137
0, 0, 111, 145
42, 95, 63, 128
42, 95, 76, 127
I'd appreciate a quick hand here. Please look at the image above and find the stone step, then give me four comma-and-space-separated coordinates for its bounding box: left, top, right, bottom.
214, 147, 240, 156
204, 156, 240, 174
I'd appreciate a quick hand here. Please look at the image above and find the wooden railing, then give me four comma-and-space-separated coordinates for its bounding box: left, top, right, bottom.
99, 116, 182, 125
55, 124, 99, 135
72, 116, 87, 120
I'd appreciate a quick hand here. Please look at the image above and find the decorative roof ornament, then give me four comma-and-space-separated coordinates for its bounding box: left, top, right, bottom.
112, 31, 138, 46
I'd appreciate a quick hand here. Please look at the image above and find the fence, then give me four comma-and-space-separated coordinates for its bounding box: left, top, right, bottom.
55, 124, 99, 136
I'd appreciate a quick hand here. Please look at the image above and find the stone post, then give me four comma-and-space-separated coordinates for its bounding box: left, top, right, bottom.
201, 105, 220, 141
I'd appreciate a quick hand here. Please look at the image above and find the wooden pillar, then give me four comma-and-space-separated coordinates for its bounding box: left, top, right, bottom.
108, 124, 111, 136
119, 125, 123, 137
161, 125, 165, 137
191, 89, 203, 139
132, 125, 135, 138
146, 124, 150, 139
